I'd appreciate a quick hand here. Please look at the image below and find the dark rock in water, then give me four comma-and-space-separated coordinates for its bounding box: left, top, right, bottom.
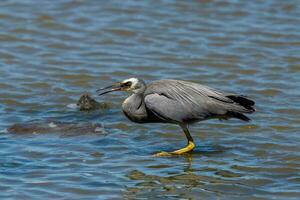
8, 121, 105, 135
7, 95, 110, 135
77, 94, 110, 111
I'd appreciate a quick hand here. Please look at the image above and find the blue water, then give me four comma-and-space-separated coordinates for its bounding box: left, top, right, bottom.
0, 0, 300, 199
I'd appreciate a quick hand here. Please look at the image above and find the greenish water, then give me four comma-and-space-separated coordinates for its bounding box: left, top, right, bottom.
0, 0, 300, 199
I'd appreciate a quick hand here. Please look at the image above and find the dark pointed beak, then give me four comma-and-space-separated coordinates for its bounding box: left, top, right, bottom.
97, 83, 122, 96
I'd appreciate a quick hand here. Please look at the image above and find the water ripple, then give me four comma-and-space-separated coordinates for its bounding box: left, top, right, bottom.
0, 0, 300, 199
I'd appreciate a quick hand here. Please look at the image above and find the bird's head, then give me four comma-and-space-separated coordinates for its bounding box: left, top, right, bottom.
97, 77, 146, 96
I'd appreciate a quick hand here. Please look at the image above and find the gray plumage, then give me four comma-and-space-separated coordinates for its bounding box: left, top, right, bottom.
98, 77, 255, 155
121, 78, 255, 124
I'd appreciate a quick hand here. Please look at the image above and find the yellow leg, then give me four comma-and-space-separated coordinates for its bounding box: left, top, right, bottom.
154, 141, 195, 156
154, 124, 195, 156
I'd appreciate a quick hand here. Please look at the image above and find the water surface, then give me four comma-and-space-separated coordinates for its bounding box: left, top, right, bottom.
0, 0, 300, 199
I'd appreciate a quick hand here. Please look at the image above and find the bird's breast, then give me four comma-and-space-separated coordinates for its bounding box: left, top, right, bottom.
122, 96, 130, 105
122, 95, 151, 123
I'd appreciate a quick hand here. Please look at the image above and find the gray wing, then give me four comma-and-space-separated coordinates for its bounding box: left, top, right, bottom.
144, 79, 254, 123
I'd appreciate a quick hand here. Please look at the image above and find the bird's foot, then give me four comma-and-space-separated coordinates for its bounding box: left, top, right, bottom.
153, 151, 173, 157
153, 141, 195, 157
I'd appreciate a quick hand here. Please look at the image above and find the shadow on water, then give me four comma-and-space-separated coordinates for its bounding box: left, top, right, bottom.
191, 145, 226, 155
124, 152, 267, 199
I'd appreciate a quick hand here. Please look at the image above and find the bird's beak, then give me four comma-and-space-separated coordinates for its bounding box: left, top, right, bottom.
97, 82, 122, 96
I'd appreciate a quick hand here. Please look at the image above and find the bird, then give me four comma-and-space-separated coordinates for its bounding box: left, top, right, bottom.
97, 78, 255, 156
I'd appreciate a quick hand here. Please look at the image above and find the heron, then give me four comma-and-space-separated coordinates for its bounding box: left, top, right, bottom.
97, 78, 255, 156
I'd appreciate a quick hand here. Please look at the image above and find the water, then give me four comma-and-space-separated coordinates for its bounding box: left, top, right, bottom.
0, 0, 300, 199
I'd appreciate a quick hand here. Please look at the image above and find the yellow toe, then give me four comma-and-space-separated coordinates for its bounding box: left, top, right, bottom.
172, 141, 195, 155
153, 151, 173, 157
154, 141, 195, 156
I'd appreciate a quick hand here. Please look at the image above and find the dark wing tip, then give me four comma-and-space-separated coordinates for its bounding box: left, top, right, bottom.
227, 111, 251, 122
227, 95, 255, 112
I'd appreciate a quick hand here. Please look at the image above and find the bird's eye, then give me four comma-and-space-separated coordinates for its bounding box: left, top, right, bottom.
123, 82, 132, 87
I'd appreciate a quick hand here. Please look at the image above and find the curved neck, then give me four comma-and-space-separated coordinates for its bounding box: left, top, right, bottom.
124, 93, 144, 111
122, 93, 147, 123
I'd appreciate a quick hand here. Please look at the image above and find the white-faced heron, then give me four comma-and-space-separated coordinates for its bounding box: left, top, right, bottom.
97, 78, 255, 156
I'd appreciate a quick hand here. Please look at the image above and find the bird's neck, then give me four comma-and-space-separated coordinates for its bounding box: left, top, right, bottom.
122, 93, 147, 123
123, 93, 144, 110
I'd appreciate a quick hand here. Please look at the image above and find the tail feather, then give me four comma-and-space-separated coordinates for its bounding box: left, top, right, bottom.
227, 95, 255, 112
225, 95, 255, 121
227, 111, 251, 122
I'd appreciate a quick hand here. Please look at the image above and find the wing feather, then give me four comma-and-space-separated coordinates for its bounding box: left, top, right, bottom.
144, 79, 254, 123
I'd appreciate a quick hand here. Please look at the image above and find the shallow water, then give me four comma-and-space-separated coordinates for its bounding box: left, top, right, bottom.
0, 0, 300, 199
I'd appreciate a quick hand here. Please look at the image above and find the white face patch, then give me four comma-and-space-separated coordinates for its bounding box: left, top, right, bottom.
122, 77, 139, 89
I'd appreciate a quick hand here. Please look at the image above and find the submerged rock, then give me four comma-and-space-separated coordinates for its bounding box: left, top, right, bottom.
7, 94, 110, 135
77, 94, 110, 111
8, 121, 105, 135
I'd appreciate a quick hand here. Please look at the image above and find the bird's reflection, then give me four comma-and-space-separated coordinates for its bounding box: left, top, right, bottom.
124, 145, 227, 199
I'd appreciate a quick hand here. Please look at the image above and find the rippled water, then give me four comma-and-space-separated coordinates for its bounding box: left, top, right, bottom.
1, 0, 300, 199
